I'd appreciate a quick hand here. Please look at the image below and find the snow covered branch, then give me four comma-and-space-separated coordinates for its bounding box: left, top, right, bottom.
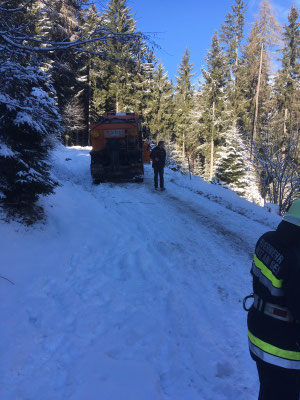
0, 29, 144, 55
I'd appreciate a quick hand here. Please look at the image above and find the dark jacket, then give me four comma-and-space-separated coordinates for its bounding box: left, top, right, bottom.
247, 221, 300, 370
150, 146, 166, 169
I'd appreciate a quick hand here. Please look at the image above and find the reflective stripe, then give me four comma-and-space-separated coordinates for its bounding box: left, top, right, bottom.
251, 262, 284, 296
253, 294, 294, 321
248, 338, 300, 370
253, 254, 283, 288
248, 330, 300, 368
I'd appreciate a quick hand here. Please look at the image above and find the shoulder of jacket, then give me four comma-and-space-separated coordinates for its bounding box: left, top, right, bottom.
258, 231, 296, 262
255, 231, 276, 251
257, 231, 274, 243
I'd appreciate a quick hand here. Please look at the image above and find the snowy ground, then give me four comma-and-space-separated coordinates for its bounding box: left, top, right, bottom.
0, 146, 281, 400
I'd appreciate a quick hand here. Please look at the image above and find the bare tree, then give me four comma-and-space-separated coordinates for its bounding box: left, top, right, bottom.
246, 126, 300, 214
252, 0, 282, 141
62, 97, 86, 145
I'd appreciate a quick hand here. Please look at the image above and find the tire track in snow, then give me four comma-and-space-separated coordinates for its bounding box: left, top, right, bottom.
85, 174, 256, 399
159, 191, 254, 258
39, 152, 259, 398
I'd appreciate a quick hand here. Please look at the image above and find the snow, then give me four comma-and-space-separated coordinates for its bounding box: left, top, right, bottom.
0, 142, 16, 157
0, 146, 282, 400
31, 87, 56, 109
14, 111, 40, 132
0, 93, 20, 111
264, 203, 280, 215
31, 87, 49, 100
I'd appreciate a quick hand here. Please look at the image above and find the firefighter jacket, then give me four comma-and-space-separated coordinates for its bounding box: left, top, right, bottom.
247, 221, 300, 369
150, 147, 166, 169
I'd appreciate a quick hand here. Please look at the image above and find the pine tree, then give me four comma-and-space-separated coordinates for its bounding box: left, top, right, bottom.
174, 48, 195, 157
200, 32, 229, 180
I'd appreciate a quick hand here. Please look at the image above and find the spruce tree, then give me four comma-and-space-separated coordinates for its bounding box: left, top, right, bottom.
200, 32, 229, 180
220, 0, 246, 78
130, 45, 157, 125
273, 5, 300, 139
220, 0, 246, 124
259, 5, 300, 210
86, 3, 113, 119
38, 0, 89, 145
215, 125, 247, 195
147, 62, 174, 142
183, 88, 204, 174
251, 0, 281, 141
237, 21, 271, 137
80, 2, 102, 138
174, 48, 195, 156
99, 0, 138, 113
0, 61, 63, 221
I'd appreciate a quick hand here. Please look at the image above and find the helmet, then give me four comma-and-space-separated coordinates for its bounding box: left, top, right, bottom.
283, 198, 300, 227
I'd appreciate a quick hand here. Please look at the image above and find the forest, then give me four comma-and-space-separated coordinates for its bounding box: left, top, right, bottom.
0, 0, 299, 222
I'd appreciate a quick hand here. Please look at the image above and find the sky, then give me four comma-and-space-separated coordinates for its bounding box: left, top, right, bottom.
94, 0, 299, 83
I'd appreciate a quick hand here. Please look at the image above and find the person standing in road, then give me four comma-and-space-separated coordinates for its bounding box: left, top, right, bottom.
150, 141, 166, 191
245, 197, 300, 400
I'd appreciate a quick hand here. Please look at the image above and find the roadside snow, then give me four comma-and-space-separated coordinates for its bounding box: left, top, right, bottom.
0, 146, 281, 400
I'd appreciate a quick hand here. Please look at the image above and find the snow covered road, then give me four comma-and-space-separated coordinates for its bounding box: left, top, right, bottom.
0, 146, 281, 400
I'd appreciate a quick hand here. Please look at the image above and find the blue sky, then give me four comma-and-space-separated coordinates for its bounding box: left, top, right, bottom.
95, 0, 299, 83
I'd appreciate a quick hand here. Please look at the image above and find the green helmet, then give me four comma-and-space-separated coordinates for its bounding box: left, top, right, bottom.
283, 198, 300, 227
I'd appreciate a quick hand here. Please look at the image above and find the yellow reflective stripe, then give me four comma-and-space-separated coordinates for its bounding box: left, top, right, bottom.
253, 254, 283, 289
248, 331, 300, 361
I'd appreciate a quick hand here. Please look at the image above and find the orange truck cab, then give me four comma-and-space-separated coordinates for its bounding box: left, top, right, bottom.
90, 112, 144, 183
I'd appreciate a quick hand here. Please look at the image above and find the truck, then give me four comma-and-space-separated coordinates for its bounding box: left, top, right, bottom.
90, 112, 145, 183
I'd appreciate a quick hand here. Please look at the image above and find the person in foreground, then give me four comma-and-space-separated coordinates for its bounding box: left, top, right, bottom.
246, 197, 300, 400
150, 141, 166, 191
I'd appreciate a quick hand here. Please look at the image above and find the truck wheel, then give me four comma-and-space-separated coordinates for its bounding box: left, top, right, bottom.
93, 179, 101, 185
134, 177, 144, 183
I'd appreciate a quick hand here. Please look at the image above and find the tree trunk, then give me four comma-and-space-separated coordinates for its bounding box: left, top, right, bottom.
182, 133, 185, 157
283, 107, 288, 137
87, 57, 91, 146
253, 43, 264, 142
209, 101, 215, 181
232, 46, 239, 87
